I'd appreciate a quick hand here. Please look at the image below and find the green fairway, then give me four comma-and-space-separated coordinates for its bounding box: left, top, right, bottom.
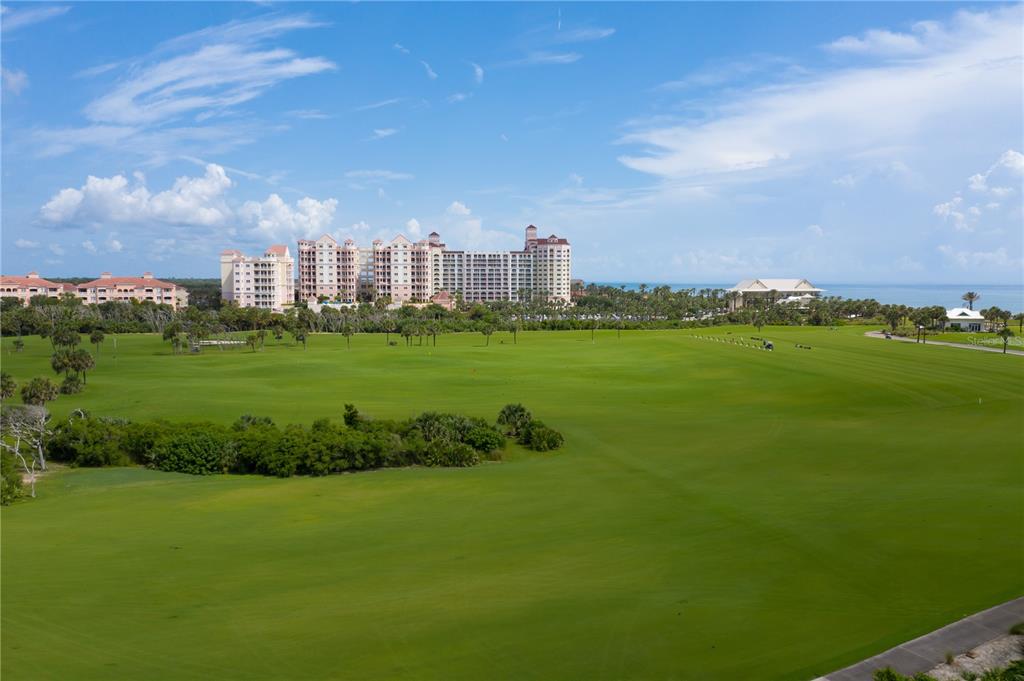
2, 327, 1022, 680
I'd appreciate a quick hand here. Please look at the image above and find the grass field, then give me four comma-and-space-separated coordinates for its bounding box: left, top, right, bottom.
2, 327, 1022, 680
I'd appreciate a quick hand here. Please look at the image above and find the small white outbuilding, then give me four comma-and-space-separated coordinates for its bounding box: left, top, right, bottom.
943, 307, 986, 332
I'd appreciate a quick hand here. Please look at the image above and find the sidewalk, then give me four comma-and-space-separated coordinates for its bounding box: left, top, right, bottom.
813, 597, 1024, 681
864, 331, 1024, 356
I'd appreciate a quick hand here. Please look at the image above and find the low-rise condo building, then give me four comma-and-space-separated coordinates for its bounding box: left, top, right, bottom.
297, 225, 571, 305
727, 278, 823, 310
74, 272, 188, 308
1, 271, 187, 308
220, 245, 295, 312
0, 272, 68, 305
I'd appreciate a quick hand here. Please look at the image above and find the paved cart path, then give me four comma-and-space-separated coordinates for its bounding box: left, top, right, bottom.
813, 597, 1024, 681
864, 331, 1024, 356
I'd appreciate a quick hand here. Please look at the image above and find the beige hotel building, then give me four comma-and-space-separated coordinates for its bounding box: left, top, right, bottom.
220, 245, 295, 312
298, 225, 571, 305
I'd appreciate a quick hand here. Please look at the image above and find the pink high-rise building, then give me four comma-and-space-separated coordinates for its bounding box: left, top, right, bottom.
220, 245, 295, 312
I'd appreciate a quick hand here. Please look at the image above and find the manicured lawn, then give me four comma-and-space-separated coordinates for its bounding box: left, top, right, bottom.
2, 327, 1022, 680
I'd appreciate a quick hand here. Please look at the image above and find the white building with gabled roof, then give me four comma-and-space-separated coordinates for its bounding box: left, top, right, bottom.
943, 307, 986, 332
727, 278, 823, 310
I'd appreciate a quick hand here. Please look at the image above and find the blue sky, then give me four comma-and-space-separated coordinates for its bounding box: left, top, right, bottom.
2, 2, 1022, 283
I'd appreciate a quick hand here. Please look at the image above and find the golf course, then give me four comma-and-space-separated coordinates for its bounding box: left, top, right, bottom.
2, 326, 1022, 680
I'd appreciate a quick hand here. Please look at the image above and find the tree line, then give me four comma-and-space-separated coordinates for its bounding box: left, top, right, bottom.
0, 403, 563, 504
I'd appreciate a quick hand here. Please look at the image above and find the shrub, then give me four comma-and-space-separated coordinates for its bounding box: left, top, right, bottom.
60, 374, 84, 394
20, 377, 58, 406
48, 415, 130, 467
520, 420, 564, 452
1009, 621, 1024, 635
497, 403, 532, 437
1, 451, 24, 505
151, 426, 230, 475
423, 440, 480, 467
121, 421, 172, 465
465, 424, 505, 454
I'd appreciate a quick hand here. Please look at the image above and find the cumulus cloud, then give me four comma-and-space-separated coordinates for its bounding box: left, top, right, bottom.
41, 163, 234, 228
446, 201, 471, 216
81, 240, 98, 254
934, 149, 1022, 232
15, 239, 40, 249
49, 243, 66, 256
447, 92, 471, 103
806, 224, 824, 237
405, 218, 421, 237
239, 194, 338, 242
39, 163, 340, 247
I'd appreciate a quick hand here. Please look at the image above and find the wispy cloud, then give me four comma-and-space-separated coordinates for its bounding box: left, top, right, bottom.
551, 27, 616, 44
287, 109, 331, 120
353, 98, 402, 112
21, 13, 335, 160
1, 66, 28, 95
369, 128, 399, 140
447, 92, 471, 103
74, 61, 122, 79
420, 60, 438, 80
344, 169, 414, 181
393, 42, 410, 54
471, 62, 484, 84
1, 4, 70, 33
505, 51, 581, 67
618, 7, 1023, 182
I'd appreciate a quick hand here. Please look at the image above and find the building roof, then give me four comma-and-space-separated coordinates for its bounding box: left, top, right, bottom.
729, 278, 822, 293
945, 307, 984, 320
265, 244, 289, 255
0, 273, 64, 289
78, 275, 177, 289
220, 249, 243, 256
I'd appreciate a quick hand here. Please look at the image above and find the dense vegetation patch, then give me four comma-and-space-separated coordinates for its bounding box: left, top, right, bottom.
874, 659, 1024, 680
24, 403, 563, 484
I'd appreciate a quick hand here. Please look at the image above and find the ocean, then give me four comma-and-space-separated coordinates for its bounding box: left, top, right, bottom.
592, 283, 1024, 312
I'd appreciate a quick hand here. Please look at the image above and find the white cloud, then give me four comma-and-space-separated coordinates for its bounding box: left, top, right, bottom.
393, 43, 410, 54
471, 62, 484, 84
894, 255, 924, 272
405, 218, 421, 237
968, 173, 988, 192
833, 174, 857, 188
239, 194, 338, 242
551, 27, 616, 44
806, 224, 824, 237
370, 128, 398, 140
49, 243, 66, 256
568, 173, 584, 186
420, 61, 438, 80
41, 165, 234, 227
81, 240, 98, 254
998, 150, 1024, 174
447, 92, 471, 103
506, 52, 582, 67
353, 98, 402, 112
619, 8, 1022, 182
825, 28, 930, 57
446, 201, 471, 216
39, 163, 339, 248
937, 244, 1021, 269
1, 67, 28, 95
287, 109, 330, 120
344, 169, 413, 181
22, 14, 334, 160
14, 239, 40, 249
1, 5, 70, 32
350, 220, 370, 232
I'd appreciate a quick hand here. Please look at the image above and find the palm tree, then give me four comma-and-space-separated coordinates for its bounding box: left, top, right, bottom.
1015, 312, 1024, 333
997, 327, 1015, 354
962, 291, 980, 310
90, 329, 105, 358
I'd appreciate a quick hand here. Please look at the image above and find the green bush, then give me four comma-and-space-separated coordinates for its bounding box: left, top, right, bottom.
520, 420, 565, 452
60, 374, 84, 394
497, 403, 532, 437
48, 416, 130, 467
1, 451, 24, 505
151, 426, 230, 475
465, 425, 506, 454
423, 440, 480, 467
